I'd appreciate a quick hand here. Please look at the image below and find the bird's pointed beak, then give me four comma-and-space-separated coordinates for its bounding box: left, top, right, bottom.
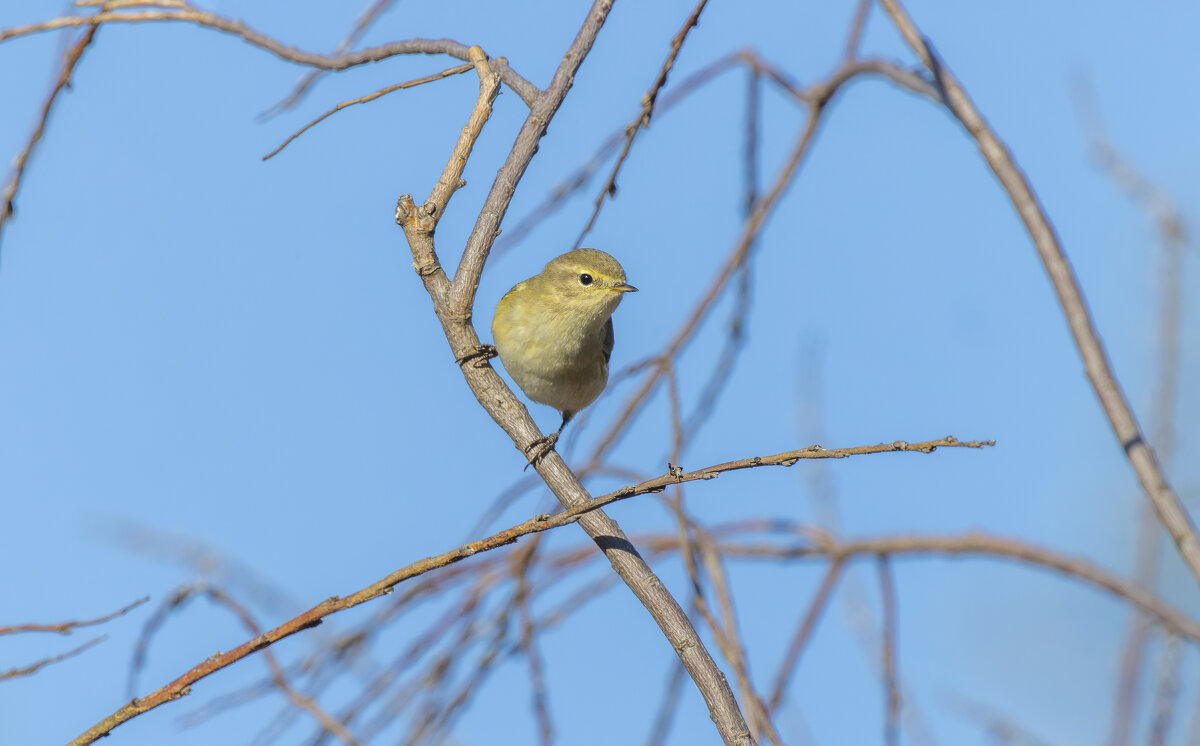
613, 283, 638, 293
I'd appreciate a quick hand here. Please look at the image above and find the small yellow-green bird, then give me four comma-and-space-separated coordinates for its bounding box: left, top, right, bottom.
491, 249, 637, 449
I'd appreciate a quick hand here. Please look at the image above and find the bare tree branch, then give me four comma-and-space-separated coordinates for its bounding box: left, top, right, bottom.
0, 636, 106, 682
0, 23, 102, 247
1069, 78, 1192, 746
260, 0, 401, 119
572, 0, 710, 248
1, 597, 147, 636
1148, 632, 1182, 746
65, 434, 984, 744
843, 0, 873, 62
879, 556, 900, 746
877, 0, 1200, 588
396, 0, 761, 742
0, 6, 540, 105
945, 693, 1053, 746
202, 584, 363, 746
706, 531, 1200, 644
262, 63, 475, 160
767, 560, 843, 712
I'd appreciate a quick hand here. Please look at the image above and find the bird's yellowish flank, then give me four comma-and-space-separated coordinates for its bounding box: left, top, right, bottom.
491, 249, 637, 440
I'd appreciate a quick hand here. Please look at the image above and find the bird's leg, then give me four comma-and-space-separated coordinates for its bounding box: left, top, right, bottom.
521, 412, 573, 470
454, 344, 498, 368
556, 411, 573, 436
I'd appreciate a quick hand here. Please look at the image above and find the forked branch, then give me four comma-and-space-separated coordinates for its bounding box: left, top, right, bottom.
394, 4, 760, 741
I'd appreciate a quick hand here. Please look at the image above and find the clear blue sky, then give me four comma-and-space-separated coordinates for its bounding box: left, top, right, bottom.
2, 1, 1198, 744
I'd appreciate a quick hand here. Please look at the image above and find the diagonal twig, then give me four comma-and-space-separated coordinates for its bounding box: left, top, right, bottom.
1, 23, 103, 247
1069, 78, 1191, 746
766, 560, 843, 712
261, 0, 401, 119
263, 63, 474, 160
843, 0, 873, 62
572, 0, 710, 249
0, 636, 106, 682
1, 597, 148, 636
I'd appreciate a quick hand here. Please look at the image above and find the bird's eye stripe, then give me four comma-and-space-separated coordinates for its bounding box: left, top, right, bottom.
579, 273, 593, 285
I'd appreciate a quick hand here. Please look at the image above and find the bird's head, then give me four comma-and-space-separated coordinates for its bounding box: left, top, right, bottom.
540, 248, 638, 312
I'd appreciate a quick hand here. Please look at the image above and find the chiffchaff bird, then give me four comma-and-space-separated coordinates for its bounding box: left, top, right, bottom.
491, 249, 637, 451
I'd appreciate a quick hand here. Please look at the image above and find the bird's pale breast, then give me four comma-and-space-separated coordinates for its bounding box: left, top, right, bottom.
492, 290, 610, 414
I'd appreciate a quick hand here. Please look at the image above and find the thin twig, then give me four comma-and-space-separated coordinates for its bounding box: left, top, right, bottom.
261, 0, 400, 119
263, 63, 474, 160
200, 585, 363, 746
0, 10, 540, 106
1, 636, 106, 681
514, 546, 554, 746
301, 576, 497, 746
878, 556, 900, 746
843, 0, 873, 62
1071, 78, 1191, 746
573, 0, 710, 248
401, 593, 517, 746
694, 529, 785, 746
103, 520, 304, 617
128, 584, 201, 698
1148, 632, 1182, 746
0, 597, 148, 635
0, 23, 102, 247
494, 56, 732, 258
678, 66, 759, 443
743, 65, 760, 213
945, 693, 1053, 746
645, 662, 688, 746
766, 560, 843, 712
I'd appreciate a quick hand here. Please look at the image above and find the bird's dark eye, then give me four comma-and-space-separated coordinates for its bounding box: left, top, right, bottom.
579, 273, 593, 286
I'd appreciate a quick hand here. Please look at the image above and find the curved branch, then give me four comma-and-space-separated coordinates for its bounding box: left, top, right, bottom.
0, 9, 540, 107
709, 532, 1200, 644
262, 63, 474, 161
877, 0, 1200, 589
